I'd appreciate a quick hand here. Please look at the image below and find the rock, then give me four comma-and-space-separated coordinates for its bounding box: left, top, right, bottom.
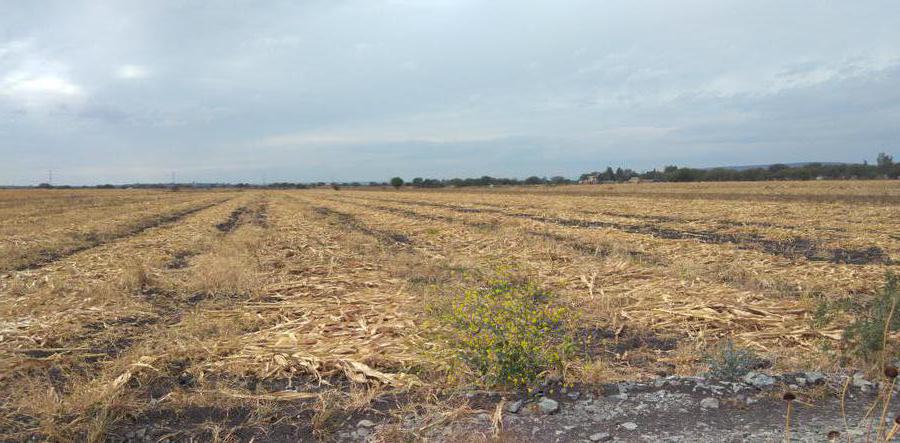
589, 432, 612, 442
852, 373, 873, 388
357, 419, 376, 428
506, 399, 524, 414
743, 372, 775, 388
538, 397, 559, 414
356, 427, 371, 438
700, 397, 720, 409
543, 375, 562, 387
621, 422, 638, 431
609, 393, 629, 401
805, 372, 826, 384
567, 391, 581, 400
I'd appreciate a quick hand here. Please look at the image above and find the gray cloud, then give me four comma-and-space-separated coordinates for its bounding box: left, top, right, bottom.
1, 0, 898, 184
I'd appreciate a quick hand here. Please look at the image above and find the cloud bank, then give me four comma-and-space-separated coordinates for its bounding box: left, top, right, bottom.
1, 1, 898, 184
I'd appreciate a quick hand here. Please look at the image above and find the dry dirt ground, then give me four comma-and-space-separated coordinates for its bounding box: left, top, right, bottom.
0, 183, 898, 442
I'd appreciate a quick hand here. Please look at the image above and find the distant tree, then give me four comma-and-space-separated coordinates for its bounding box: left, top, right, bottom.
36, 183, 52, 189
669, 168, 704, 182
705, 168, 736, 181
768, 163, 789, 173
524, 176, 545, 185
642, 168, 664, 181
390, 177, 404, 189
877, 152, 894, 174
549, 176, 570, 185
603, 167, 615, 181
578, 172, 597, 182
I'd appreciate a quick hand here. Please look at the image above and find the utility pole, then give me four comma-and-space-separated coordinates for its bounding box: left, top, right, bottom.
48, 170, 53, 186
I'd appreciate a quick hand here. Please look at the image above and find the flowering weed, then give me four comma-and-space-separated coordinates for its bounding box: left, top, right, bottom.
437, 277, 574, 388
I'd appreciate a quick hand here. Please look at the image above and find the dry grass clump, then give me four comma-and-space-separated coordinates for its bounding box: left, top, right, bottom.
189, 253, 260, 297
118, 258, 155, 293
8, 357, 153, 442
187, 227, 265, 298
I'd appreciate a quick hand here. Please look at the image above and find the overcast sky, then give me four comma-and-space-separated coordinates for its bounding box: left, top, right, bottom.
1, 1, 899, 184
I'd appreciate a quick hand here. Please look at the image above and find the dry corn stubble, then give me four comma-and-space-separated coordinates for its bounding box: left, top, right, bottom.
0, 182, 898, 441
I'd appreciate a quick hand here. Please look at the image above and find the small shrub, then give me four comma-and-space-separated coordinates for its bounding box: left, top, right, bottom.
844, 272, 900, 361
810, 293, 855, 329
437, 277, 573, 388
119, 259, 152, 293
704, 339, 761, 381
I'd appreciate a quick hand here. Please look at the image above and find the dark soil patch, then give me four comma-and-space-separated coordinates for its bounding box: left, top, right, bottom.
368, 195, 851, 234
433, 187, 900, 205
574, 326, 679, 358
255, 202, 269, 227
328, 197, 668, 265
110, 372, 419, 443
829, 247, 892, 265
363, 198, 891, 265
166, 251, 197, 269
215, 202, 268, 233
216, 206, 250, 232
336, 198, 496, 229
311, 206, 413, 246
528, 230, 664, 264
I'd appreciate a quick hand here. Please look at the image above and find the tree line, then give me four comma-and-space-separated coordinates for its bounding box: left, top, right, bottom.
629, 152, 898, 183
388, 153, 898, 188
22, 153, 897, 189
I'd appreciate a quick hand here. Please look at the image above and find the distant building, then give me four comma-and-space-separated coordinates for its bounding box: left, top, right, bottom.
628, 177, 642, 184
580, 174, 599, 184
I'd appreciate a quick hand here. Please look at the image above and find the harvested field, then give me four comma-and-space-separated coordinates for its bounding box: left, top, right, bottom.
1, 182, 899, 442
